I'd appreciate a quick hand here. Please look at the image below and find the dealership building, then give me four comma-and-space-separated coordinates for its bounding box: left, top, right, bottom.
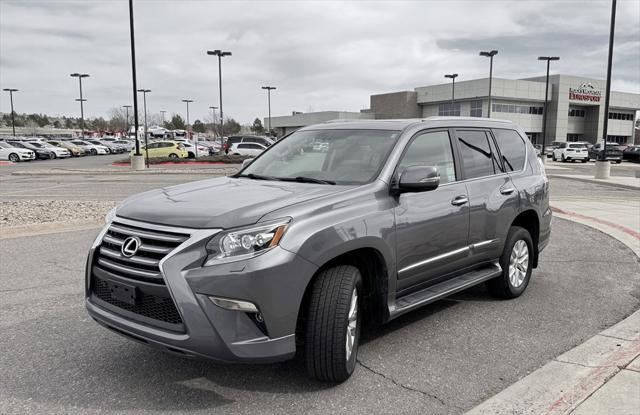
267, 74, 639, 144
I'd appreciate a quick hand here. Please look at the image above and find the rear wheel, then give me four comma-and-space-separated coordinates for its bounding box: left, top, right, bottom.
561, 154, 566, 162
305, 265, 362, 382
8, 153, 19, 162
487, 226, 533, 299
582, 159, 588, 163
552, 154, 557, 161
50, 152, 57, 159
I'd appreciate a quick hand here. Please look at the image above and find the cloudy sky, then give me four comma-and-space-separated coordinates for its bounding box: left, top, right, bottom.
1, 0, 639, 124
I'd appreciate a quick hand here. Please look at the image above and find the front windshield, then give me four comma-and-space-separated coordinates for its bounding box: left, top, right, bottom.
240, 129, 400, 185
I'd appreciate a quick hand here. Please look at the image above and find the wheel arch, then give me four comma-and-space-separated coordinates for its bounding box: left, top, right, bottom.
511, 209, 540, 268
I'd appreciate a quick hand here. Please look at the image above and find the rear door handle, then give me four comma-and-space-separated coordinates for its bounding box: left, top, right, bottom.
500, 187, 516, 195
451, 195, 468, 206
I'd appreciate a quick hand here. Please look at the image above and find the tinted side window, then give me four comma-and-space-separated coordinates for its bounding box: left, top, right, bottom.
457, 130, 501, 179
493, 129, 527, 172
398, 131, 456, 184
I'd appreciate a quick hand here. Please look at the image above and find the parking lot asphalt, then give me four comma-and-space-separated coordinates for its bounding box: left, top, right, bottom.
1, 219, 639, 414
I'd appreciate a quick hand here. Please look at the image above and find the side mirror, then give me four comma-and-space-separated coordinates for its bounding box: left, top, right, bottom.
241, 158, 253, 169
397, 166, 440, 193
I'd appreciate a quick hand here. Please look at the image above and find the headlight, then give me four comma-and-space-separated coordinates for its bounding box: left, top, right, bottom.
105, 207, 117, 224
205, 218, 290, 265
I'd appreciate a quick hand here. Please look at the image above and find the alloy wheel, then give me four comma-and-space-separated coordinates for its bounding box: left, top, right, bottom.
509, 240, 529, 288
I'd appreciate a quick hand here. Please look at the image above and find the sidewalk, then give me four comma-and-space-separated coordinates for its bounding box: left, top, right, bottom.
467, 177, 640, 414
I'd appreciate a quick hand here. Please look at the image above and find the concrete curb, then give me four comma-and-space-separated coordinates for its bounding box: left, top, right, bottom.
548, 174, 640, 191
466, 208, 640, 414
465, 311, 640, 415
0, 220, 103, 239
10, 167, 240, 176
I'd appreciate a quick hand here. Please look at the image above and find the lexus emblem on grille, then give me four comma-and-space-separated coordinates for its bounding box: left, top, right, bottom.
121, 236, 141, 257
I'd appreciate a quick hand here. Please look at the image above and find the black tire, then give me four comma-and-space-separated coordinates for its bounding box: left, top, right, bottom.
552, 154, 557, 161
305, 265, 362, 382
487, 226, 533, 299
168, 153, 178, 159
50, 152, 57, 159
8, 153, 19, 163
561, 154, 566, 162
582, 159, 588, 163
90, 148, 97, 155
615, 160, 621, 164
188, 152, 195, 159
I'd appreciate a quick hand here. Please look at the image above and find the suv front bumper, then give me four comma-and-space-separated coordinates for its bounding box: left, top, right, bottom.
85, 218, 318, 363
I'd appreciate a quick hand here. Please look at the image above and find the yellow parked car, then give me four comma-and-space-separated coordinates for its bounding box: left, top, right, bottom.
47, 140, 86, 157
131, 140, 188, 159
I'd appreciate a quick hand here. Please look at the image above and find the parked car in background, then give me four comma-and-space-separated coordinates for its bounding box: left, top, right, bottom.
86, 117, 550, 382
86, 139, 126, 154
6, 140, 54, 159
70, 140, 110, 155
131, 140, 188, 159
112, 140, 135, 151
552, 142, 589, 163
622, 145, 640, 163
229, 142, 268, 156
224, 135, 274, 153
181, 141, 210, 158
47, 140, 86, 157
588, 142, 623, 163
0, 141, 36, 162
26, 141, 71, 158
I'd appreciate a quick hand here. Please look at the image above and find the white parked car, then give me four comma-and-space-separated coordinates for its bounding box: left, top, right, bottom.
181, 141, 210, 158
27, 141, 71, 158
0, 141, 36, 162
229, 142, 267, 157
552, 142, 589, 163
112, 140, 135, 151
70, 140, 110, 155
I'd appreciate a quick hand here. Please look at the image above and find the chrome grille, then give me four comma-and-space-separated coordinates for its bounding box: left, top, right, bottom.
95, 221, 189, 284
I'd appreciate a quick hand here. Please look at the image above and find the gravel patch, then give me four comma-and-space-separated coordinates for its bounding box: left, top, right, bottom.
0, 200, 117, 229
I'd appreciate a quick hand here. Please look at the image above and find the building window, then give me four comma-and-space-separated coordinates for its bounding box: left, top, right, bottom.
470, 100, 483, 117
439, 102, 461, 116
569, 109, 585, 117
608, 112, 633, 121
606, 135, 629, 144
566, 134, 584, 142
492, 103, 543, 115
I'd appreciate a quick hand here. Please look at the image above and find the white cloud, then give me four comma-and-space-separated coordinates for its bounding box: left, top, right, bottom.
0, 0, 638, 124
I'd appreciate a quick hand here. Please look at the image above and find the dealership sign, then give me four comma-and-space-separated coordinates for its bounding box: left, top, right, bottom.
569, 83, 601, 102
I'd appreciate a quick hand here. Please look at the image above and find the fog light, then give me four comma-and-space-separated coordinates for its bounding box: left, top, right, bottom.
209, 296, 259, 313
255, 313, 264, 323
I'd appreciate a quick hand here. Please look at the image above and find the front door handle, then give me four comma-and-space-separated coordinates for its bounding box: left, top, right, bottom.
451, 195, 468, 206
500, 187, 516, 195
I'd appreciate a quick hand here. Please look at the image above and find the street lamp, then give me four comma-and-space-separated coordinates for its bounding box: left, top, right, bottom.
444, 74, 458, 112
479, 50, 498, 118
70, 73, 89, 138
182, 99, 194, 157
128, 0, 142, 162
122, 105, 132, 137
261, 86, 276, 135
209, 106, 218, 138
206, 49, 232, 146
160, 110, 166, 126
2, 88, 18, 136
538, 56, 560, 158
137, 89, 151, 166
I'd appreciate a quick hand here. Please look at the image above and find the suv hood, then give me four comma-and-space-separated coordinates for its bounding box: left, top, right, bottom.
116, 176, 351, 229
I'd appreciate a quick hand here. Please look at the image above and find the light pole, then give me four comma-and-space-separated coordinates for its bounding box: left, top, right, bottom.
160, 110, 166, 126
538, 56, 560, 157
70, 73, 89, 138
209, 106, 218, 138
444, 74, 458, 112
261, 86, 276, 135
206, 49, 231, 146
596, 0, 617, 179
122, 105, 132, 137
182, 99, 194, 157
137, 89, 151, 167
128, 0, 142, 162
2, 88, 18, 136
479, 50, 498, 118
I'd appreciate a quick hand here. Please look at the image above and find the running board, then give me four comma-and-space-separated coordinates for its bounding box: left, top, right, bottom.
390, 262, 502, 319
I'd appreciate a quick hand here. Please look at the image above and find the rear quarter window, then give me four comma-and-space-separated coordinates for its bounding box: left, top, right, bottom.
492, 129, 527, 172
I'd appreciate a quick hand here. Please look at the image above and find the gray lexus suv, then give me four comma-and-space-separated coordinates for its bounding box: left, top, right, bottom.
85, 117, 551, 382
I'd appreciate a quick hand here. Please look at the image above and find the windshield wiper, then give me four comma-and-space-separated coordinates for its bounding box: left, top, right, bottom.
280, 176, 336, 185
236, 173, 282, 181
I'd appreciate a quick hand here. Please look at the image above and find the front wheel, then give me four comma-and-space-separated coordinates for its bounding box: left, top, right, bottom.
8, 153, 19, 163
487, 226, 533, 299
90, 148, 97, 155
305, 265, 362, 382
168, 153, 178, 159
552, 154, 557, 161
